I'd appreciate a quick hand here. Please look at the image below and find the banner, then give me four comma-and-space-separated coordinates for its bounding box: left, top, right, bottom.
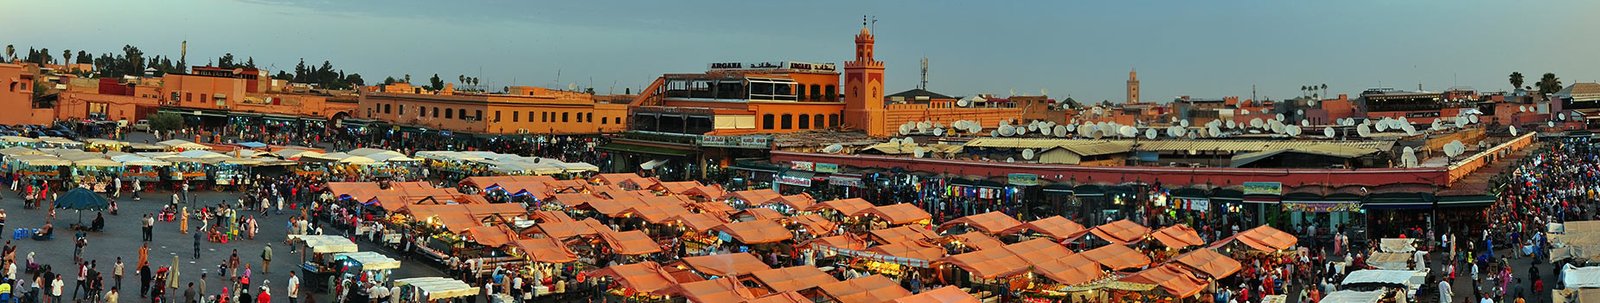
778, 172, 813, 187
1007, 173, 1039, 186
827, 175, 863, 187
789, 161, 815, 171
1282, 201, 1362, 213
700, 135, 771, 149
814, 163, 840, 174
1242, 182, 1283, 196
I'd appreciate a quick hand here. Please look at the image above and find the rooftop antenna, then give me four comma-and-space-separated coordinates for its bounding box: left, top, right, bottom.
554, 68, 561, 88
919, 57, 928, 90
1252, 84, 1257, 102
870, 15, 877, 33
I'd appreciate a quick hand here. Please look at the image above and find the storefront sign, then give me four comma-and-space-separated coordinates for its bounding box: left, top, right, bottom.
1007, 173, 1039, 186
789, 161, 815, 171
700, 135, 771, 149
1282, 201, 1362, 213
1242, 182, 1283, 196
827, 175, 863, 187
814, 163, 840, 173
1177, 198, 1211, 212
778, 171, 814, 187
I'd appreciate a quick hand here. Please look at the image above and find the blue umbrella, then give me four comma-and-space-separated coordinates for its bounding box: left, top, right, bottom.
55, 188, 110, 225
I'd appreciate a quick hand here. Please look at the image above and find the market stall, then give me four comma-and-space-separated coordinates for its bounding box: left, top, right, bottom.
110, 154, 170, 182
290, 235, 360, 293
393, 277, 479, 303
330, 251, 402, 302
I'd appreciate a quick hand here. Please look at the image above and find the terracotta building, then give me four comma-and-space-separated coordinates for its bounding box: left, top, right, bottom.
358, 84, 627, 135
0, 63, 53, 126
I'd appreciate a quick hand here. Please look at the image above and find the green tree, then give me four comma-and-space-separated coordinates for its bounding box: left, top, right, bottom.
383, 76, 397, 85
1537, 72, 1563, 95
1321, 83, 1328, 98
61, 49, 71, 66
76, 51, 90, 64
147, 112, 184, 132
1509, 72, 1524, 91
428, 74, 444, 90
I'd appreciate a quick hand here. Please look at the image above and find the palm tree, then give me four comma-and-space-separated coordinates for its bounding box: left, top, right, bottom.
403, 74, 411, 84
1320, 83, 1328, 98
1537, 72, 1562, 95
62, 49, 71, 66
1509, 72, 1525, 91
458, 75, 465, 85
1300, 86, 1307, 97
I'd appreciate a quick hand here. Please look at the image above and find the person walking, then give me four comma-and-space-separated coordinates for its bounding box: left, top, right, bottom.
260, 245, 272, 274
131, 179, 140, 201
141, 215, 154, 242
183, 283, 195, 303
136, 243, 149, 269
137, 264, 150, 298
286, 272, 298, 303
74, 262, 87, 300
193, 229, 203, 259
49, 274, 62, 303
113, 257, 124, 295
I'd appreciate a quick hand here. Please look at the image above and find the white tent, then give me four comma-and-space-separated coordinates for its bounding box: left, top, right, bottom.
394, 277, 478, 300
73, 158, 124, 168
111, 154, 171, 167
1564, 264, 1600, 289
332, 251, 402, 271
1318, 290, 1386, 303
177, 150, 228, 159
338, 155, 378, 165
290, 235, 359, 254
156, 139, 211, 150
272, 149, 324, 159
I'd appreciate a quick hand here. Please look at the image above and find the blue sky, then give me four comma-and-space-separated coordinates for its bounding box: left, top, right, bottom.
4, 0, 1598, 102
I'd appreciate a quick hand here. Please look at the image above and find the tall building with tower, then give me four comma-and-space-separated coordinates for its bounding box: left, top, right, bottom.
1126, 68, 1140, 104
843, 20, 887, 137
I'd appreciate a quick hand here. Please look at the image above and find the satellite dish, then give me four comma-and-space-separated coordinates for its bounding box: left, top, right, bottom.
1179, 120, 1190, 127
957, 98, 972, 107
1145, 128, 1158, 140
1226, 120, 1237, 129
1402, 146, 1418, 168
1323, 127, 1336, 138
1092, 107, 1105, 116
1300, 120, 1311, 127
1118, 126, 1138, 138
1285, 125, 1302, 137
1022, 149, 1035, 160
1444, 140, 1466, 158
1207, 125, 1222, 137
917, 121, 932, 133
1296, 109, 1305, 116
913, 147, 927, 158
823, 144, 844, 154
933, 128, 945, 136
1560, 113, 1568, 121
1454, 116, 1468, 128
1249, 118, 1264, 129
899, 125, 912, 135
999, 125, 1015, 136
1077, 123, 1093, 137
1240, 109, 1251, 115
1509, 125, 1518, 136
990, 130, 999, 137
1275, 113, 1286, 122
1468, 115, 1480, 124
1356, 124, 1372, 137
1549, 121, 1557, 128
1375, 122, 1389, 132
1519, 106, 1528, 113
1005, 157, 1015, 163
1053, 125, 1069, 137
1269, 120, 1285, 134
1308, 100, 1318, 107
1066, 123, 1078, 132
1167, 126, 1184, 138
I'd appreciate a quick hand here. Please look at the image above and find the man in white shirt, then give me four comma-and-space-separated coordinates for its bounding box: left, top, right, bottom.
286, 272, 299, 303
1439, 280, 1452, 303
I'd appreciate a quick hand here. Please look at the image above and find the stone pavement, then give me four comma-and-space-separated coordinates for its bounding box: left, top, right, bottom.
1, 187, 446, 303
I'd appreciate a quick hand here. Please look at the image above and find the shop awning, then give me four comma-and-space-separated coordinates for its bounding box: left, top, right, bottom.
784, 214, 837, 236
760, 194, 816, 211
586, 261, 680, 295
1086, 219, 1150, 244
532, 218, 606, 240
670, 212, 729, 232
1318, 290, 1386, 303
805, 234, 868, 251
392, 277, 478, 300
1080, 244, 1151, 271
852, 203, 932, 225
1072, 185, 1105, 197
289, 235, 359, 254
600, 230, 664, 255
889, 286, 979, 303
595, 143, 695, 157
1363, 192, 1433, 209
735, 208, 785, 222
807, 198, 875, 215
509, 237, 578, 263
1230, 225, 1299, 252
712, 219, 794, 244
868, 225, 937, 244
679, 253, 772, 278
461, 225, 517, 247
1151, 224, 1205, 249
936, 246, 1031, 279
1119, 264, 1208, 298
1171, 249, 1242, 279
332, 251, 402, 271
866, 241, 946, 262
748, 266, 838, 293
659, 278, 755, 303
1000, 215, 1088, 241
1435, 194, 1495, 208
938, 211, 1024, 235
944, 233, 1004, 251
817, 275, 913, 303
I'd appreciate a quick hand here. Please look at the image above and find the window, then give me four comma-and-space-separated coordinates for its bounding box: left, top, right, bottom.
763, 114, 775, 129
170, 92, 179, 101
186, 93, 193, 102
810, 84, 822, 101
419, 106, 426, 117
528, 111, 534, 123
542, 112, 548, 122
445, 109, 453, 119
513, 111, 519, 122
384, 104, 391, 114
829, 114, 839, 128
399, 105, 405, 116
495, 111, 502, 122
475, 110, 483, 121
562, 112, 569, 123
200, 95, 208, 103
814, 114, 824, 129
780, 114, 793, 130
825, 85, 837, 100
433, 107, 439, 118
586, 113, 593, 123
458, 109, 467, 120
601, 117, 607, 125
798, 114, 810, 129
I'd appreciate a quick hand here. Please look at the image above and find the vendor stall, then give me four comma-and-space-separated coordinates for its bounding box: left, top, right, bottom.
291, 235, 361, 293
330, 251, 402, 303
393, 277, 479, 303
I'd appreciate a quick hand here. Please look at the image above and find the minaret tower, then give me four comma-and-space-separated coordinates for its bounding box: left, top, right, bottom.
843, 16, 887, 136
1126, 68, 1140, 104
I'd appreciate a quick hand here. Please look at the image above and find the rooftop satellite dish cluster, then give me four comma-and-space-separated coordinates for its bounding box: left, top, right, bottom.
1443, 140, 1467, 158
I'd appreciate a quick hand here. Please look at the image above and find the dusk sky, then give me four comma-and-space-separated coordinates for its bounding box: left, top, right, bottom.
5, 0, 1599, 102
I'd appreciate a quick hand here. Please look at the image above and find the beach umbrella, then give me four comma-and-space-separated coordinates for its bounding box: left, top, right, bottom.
55, 188, 109, 224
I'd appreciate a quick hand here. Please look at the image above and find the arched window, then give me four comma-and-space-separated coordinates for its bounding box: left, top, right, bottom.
586, 113, 594, 123
798, 114, 810, 130
810, 84, 822, 101
763, 114, 776, 129
780, 114, 793, 130
814, 114, 824, 129
828, 114, 840, 128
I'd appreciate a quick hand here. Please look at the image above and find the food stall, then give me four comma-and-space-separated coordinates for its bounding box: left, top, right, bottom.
83, 139, 129, 152
393, 277, 478, 303
36, 137, 84, 149
0, 136, 40, 149
110, 154, 170, 182
331, 251, 403, 303
13, 154, 70, 181
291, 235, 361, 293
204, 157, 260, 186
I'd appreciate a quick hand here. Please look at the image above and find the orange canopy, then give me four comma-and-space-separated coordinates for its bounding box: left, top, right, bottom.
531, 218, 605, 240
1151, 224, 1206, 249
587, 261, 678, 294
652, 181, 701, 193
805, 234, 868, 251
748, 266, 838, 293
724, 189, 783, 205
713, 220, 794, 244
620, 201, 691, 224
866, 240, 946, 261
853, 203, 933, 225
889, 286, 980, 303
1080, 244, 1151, 271
619, 177, 660, 191
659, 278, 754, 303
529, 210, 573, 223
543, 179, 590, 193
938, 211, 1024, 235
1119, 264, 1208, 298
405, 204, 483, 232
600, 230, 663, 255
1171, 248, 1242, 279
817, 274, 913, 303
508, 237, 578, 263
670, 212, 729, 232
945, 233, 1005, 251
326, 182, 381, 201
1000, 238, 1075, 259
759, 193, 816, 211
1031, 253, 1105, 286
937, 246, 1031, 279
869, 226, 938, 244
735, 208, 786, 222
679, 253, 772, 278
682, 185, 727, 200
744, 292, 810, 303
592, 173, 644, 185
784, 214, 837, 235
806, 198, 875, 215
461, 225, 517, 247
1236, 225, 1298, 251
1087, 219, 1150, 244
1000, 216, 1088, 241
688, 201, 739, 215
